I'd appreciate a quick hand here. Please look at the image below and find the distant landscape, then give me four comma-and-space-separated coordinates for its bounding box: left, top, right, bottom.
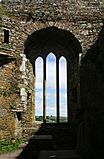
35, 116, 68, 123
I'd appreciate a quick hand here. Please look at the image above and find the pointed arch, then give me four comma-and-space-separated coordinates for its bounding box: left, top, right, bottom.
35, 57, 43, 121
59, 56, 67, 122
25, 26, 82, 123
46, 53, 56, 122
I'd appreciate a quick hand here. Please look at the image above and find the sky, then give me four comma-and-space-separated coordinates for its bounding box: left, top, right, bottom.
35, 53, 67, 117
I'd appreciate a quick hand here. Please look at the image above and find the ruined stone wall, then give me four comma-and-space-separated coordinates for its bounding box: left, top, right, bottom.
0, 0, 104, 139
0, 53, 34, 140
0, 8, 35, 139
0, 61, 19, 139
2, 0, 104, 21
1, 0, 104, 52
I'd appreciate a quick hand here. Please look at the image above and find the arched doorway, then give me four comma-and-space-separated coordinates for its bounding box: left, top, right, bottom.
24, 26, 82, 123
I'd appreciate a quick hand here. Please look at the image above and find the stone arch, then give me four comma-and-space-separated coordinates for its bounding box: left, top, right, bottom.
24, 26, 81, 62
24, 26, 82, 123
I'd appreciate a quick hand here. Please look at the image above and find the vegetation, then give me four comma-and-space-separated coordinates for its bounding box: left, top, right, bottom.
0, 138, 24, 154
36, 115, 68, 123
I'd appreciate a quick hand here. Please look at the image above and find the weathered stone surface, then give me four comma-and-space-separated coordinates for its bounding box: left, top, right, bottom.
2, 0, 104, 21
0, 3, 103, 157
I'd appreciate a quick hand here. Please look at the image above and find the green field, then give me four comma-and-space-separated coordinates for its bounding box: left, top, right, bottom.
35, 116, 67, 123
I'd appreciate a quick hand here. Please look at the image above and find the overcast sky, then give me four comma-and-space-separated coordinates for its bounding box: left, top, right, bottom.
35, 53, 67, 117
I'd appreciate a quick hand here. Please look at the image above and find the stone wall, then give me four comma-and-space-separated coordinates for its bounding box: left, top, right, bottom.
2, 0, 104, 21
0, 8, 35, 139
0, 52, 34, 139
0, 60, 20, 139
79, 25, 104, 157
0, 0, 104, 140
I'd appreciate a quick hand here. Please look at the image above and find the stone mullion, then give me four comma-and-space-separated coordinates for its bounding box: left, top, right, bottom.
32, 62, 35, 123
43, 58, 46, 123
67, 59, 70, 123
77, 55, 81, 110
56, 57, 60, 123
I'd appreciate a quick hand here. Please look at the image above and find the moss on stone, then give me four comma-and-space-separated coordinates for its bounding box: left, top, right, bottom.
0, 4, 13, 18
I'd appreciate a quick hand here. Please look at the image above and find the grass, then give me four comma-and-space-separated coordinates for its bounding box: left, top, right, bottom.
0, 138, 24, 154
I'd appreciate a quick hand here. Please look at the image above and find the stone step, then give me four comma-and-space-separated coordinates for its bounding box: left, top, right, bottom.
27, 134, 76, 150
35, 127, 76, 149
28, 135, 54, 150
17, 125, 79, 159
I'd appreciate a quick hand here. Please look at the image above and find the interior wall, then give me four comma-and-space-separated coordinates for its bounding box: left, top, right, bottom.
79, 25, 104, 157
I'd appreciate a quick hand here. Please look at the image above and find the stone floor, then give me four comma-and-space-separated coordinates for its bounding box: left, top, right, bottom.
17, 123, 81, 159
38, 150, 81, 159
0, 123, 81, 159
0, 149, 81, 159
0, 149, 22, 159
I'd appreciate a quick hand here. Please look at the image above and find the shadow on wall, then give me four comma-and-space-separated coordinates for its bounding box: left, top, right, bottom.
0, 54, 15, 67
80, 24, 104, 158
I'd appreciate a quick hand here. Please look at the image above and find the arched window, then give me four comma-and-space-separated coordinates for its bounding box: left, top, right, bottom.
59, 56, 67, 122
35, 54, 69, 123
46, 53, 56, 122
26, 27, 82, 124
35, 57, 43, 122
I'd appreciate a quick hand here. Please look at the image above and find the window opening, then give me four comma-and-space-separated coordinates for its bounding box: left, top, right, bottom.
35, 54, 68, 123
16, 112, 22, 121
4, 29, 9, 44
35, 57, 43, 122
59, 56, 67, 122
46, 53, 56, 123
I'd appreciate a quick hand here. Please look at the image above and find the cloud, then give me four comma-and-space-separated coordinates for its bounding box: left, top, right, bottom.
35, 90, 43, 115
35, 57, 43, 89
46, 56, 67, 90
46, 105, 56, 116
